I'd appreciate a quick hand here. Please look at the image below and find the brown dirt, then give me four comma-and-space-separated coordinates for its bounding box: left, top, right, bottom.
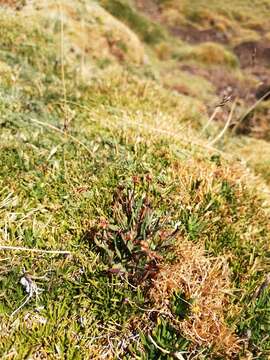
256, 83, 270, 100
171, 25, 229, 45
234, 40, 270, 68
252, 66, 270, 83
180, 64, 255, 103
135, 0, 161, 21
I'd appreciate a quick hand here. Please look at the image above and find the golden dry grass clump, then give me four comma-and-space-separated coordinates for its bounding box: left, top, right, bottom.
187, 42, 238, 67
150, 238, 242, 356
0, 60, 12, 78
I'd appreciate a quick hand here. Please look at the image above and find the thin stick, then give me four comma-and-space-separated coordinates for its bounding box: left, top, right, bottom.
10, 294, 32, 317
148, 334, 186, 360
80, 17, 86, 78
233, 89, 270, 133
201, 93, 232, 137
148, 334, 170, 354
29, 117, 92, 155
200, 106, 220, 134
58, 1, 68, 129
208, 101, 236, 146
0, 245, 71, 255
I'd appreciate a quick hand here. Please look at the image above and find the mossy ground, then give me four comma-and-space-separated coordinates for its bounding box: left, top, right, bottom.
0, 1, 270, 359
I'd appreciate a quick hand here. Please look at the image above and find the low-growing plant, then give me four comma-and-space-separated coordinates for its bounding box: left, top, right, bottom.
139, 318, 190, 359
87, 176, 176, 287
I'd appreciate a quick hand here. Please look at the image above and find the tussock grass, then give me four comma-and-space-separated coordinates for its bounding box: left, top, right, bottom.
175, 42, 239, 67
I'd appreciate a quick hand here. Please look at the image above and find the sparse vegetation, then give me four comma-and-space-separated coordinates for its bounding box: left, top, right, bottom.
0, 0, 270, 359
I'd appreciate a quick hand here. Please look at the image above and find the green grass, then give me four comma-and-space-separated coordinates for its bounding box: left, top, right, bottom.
174, 42, 239, 67
0, 1, 270, 359
99, 0, 166, 44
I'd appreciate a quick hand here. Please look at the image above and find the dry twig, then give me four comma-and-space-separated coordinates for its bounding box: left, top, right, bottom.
10, 274, 44, 317
148, 334, 186, 360
28, 117, 92, 155
0, 245, 71, 255
208, 101, 236, 146
233, 89, 270, 133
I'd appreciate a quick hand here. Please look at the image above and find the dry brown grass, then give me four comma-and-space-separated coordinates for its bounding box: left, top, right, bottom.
149, 238, 242, 356
0, 0, 24, 8
188, 42, 238, 67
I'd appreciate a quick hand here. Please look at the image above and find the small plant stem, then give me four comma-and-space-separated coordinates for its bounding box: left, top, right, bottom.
58, 1, 68, 130
208, 101, 236, 146
201, 106, 220, 134
233, 89, 270, 133
0, 245, 71, 255
28, 117, 92, 155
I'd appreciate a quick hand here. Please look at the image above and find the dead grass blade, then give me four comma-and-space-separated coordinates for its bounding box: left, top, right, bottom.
0, 245, 71, 255
233, 89, 270, 133
28, 117, 92, 155
208, 101, 236, 146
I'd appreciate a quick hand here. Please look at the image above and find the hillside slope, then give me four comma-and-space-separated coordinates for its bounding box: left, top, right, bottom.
0, 1, 270, 359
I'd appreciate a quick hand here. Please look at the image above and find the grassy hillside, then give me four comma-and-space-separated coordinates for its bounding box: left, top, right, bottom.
0, 1, 270, 359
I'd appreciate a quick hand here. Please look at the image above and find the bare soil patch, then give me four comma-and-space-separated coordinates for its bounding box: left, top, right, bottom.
234, 40, 270, 68
171, 25, 229, 45
180, 64, 255, 103
135, 0, 161, 21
